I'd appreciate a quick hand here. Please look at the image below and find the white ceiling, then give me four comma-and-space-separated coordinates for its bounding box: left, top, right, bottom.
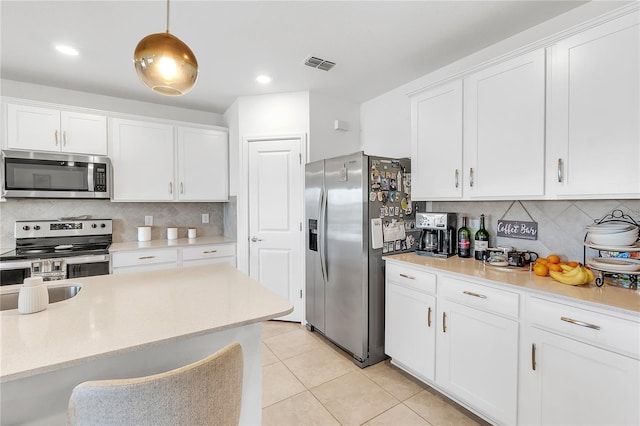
1, 1, 592, 114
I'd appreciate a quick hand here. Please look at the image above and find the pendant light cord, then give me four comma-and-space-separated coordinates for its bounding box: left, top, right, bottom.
165, 0, 170, 34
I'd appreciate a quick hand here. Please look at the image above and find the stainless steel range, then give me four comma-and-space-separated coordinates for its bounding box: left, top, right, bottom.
0, 219, 112, 286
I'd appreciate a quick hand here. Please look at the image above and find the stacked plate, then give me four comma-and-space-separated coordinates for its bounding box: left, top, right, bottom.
587, 257, 640, 273
586, 223, 639, 247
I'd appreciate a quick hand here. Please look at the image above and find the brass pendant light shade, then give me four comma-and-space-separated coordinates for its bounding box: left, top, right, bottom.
133, 0, 198, 96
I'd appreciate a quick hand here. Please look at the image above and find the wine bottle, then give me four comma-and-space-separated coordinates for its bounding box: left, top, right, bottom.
474, 214, 490, 261
457, 216, 471, 258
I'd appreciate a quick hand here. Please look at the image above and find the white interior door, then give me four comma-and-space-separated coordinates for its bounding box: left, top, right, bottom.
248, 138, 303, 322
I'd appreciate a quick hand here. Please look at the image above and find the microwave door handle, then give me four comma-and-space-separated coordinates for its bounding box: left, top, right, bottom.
87, 163, 95, 191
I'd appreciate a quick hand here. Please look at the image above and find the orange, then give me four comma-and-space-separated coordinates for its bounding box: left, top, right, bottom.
533, 263, 549, 277
547, 254, 561, 264
536, 258, 548, 265
567, 261, 579, 268
547, 263, 562, 272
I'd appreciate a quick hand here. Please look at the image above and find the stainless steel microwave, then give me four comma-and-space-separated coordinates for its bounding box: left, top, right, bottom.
2, 150, 110, 199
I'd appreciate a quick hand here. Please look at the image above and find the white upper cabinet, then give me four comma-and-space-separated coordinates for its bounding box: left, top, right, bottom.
411, 80, 463, 200
177, 127, 228, 201
464, 49, 546, 198
110, 118, 229, 202
547, 13, 639, 198
7, 103, 107, 155
110, 118, 175, 202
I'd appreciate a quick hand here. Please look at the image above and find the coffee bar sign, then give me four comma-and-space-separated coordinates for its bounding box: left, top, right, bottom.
497, 220, 538, 240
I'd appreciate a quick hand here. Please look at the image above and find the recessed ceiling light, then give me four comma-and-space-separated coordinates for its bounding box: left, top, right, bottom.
55, 44, 79, 56
256, 75, 272, 84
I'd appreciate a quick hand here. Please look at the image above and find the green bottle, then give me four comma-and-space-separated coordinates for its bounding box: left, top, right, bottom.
474, 214, 490, 261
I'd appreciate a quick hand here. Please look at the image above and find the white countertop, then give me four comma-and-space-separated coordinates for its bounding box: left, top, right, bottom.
385, 253, 640, 315
0, 263, 292, 382
109, 236, 236, 252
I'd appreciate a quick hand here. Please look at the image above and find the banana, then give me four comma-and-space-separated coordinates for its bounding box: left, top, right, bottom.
559, 264, 574, 272
550, 265, 590, 285
584, 267, 595, 283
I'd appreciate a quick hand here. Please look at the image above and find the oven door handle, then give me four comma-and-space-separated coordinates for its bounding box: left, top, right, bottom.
0, 260, 33, 270
63, 254, 110, 265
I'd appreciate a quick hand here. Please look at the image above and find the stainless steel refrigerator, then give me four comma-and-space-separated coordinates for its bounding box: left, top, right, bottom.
305, 152, 421, 368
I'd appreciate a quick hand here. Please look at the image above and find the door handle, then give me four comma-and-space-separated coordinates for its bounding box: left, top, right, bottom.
169, 182, 173, 194
557, 158, 564, 183
250, 236, 263, 242
455, 169, 459, 188
442, 312, 447, 333
63, 131, 67, 146
180, 182, 184, 194
319, 187, 328, 280
427, 307, 432, 327
54, 130, 59, 146
531, 343, 536, 371
469, 168, 474, 187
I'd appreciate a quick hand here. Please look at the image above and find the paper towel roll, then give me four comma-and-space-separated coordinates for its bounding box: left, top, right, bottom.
138, 226, 151, 242
167, 227, 178, 240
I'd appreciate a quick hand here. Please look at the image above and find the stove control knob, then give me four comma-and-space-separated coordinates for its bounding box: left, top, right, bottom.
100, 223, 106, 228
22, 225, 31, 231
33, 225, 41, 230
91, 223, 98, 229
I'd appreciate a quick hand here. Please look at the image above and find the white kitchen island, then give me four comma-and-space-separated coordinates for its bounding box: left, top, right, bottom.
0, 263, 293, 425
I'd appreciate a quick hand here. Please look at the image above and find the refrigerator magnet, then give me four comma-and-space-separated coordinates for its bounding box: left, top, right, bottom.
379, 207, 385, 218
390, 179, 397, 191
395, 206, 400, 215
369, 191, 377, 202
395, 240, 401, 251
382, 242, 388, 254
381, 178, 389, 191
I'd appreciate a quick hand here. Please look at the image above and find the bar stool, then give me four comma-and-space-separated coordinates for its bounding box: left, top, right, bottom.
67, 343, 243, 426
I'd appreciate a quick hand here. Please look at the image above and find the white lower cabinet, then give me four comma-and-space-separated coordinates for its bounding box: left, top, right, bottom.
436, 279, 519, 425
111, 248, 179, 274
182, 244, 236, 267
111, 243, 237, 274
519, 297, 640, 426
385, 264, 436, 382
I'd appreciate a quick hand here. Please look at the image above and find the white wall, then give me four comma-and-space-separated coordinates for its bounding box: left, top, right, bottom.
359, 1, 628, 158
224, 99, 240, 196
309, 92, 360, 161
0, 79, 225, 126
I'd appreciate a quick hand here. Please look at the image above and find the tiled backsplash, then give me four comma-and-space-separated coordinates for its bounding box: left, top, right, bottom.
0, 199, 230, 249
431, 199, 640, 262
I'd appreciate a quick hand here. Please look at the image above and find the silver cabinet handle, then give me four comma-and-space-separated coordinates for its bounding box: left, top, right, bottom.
561, 316, 600, 330
469, 168, 474, 187
54, 130, 59, 146
463, 290, 487, 299
250, 236, 263, 242
557, 158, 563, 182
427, 307, 432, 328
180, 182, 184, 194
531, 343, 536, 371
63, 131, 67, 146
442, 312, 447, 333
169, 182, 173, 194
138, 255, 155, 260
203, 250, 217, 254
455, 169, 459, 188
399, 273, 415, 280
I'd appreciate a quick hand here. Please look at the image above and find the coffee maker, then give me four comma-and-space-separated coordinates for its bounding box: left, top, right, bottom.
415, 212, 457, 258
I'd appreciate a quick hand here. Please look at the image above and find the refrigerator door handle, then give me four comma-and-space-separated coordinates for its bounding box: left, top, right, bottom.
319, 186, 328, 281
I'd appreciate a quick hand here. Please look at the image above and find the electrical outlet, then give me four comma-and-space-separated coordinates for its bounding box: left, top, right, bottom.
202, 213, 209, 224
145, 216, 153, 226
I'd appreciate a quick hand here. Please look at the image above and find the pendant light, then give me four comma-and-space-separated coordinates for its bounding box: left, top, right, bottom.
133, 0, 198, 96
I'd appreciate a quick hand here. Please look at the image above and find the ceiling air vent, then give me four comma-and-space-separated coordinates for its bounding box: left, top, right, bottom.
304, 56, 336, 71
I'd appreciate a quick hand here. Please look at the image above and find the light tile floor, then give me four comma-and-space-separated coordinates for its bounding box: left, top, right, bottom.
262, 321, 490, 426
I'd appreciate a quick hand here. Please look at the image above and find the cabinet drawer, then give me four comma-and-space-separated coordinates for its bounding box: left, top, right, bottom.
182, 244, 235, 261
111, 248, 179, 268
386, 262, 436, 294
528, 297, 640, 358
439, 275, 519, 318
